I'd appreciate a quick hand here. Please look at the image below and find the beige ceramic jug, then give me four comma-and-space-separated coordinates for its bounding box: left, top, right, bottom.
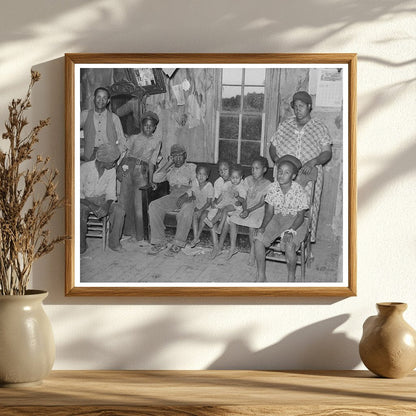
359, 302, 416, 378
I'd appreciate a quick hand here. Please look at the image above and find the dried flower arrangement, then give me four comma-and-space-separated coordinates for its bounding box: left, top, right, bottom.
0, 71, 65, 295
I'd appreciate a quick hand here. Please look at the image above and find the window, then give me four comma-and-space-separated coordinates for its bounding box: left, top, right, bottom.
217, 68, 266, 166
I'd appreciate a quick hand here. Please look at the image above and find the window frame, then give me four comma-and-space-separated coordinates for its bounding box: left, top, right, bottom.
216, 68, 267, 165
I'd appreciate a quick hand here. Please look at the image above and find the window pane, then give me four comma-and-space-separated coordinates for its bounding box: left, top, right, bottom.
219, 114, 239, 140
219, 140, 238, 164
240, 141, 261, 166
242, 115, 262, 141
245, 68, 265, 85
222, 68, 243, 85
222, 86, 241, 111
243, 87, 264, 112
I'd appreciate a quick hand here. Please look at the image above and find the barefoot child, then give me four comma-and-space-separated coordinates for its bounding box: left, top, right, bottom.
254, 155, 309, 282
203, 160, 230, 227
220, 156, 271, 264
205, 165, 246, 231
188, 164, 214, 247
208, 165, 247, 258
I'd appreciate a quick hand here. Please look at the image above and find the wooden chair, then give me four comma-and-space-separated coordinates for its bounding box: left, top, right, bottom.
265, 167, 318, 281
86, 212, 109, 250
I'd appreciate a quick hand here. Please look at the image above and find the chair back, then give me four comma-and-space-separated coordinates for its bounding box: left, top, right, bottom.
295, 166, 318, 188
295, 166, 318, 214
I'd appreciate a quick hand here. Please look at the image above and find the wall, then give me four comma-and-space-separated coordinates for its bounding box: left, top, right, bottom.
146, 68, 218, 162
0, 0, 415, 370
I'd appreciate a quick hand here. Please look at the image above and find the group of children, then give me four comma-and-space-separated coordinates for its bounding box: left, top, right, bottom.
179, 154, 310, 281
185, 158, 266, 257
116, 109, 310, 281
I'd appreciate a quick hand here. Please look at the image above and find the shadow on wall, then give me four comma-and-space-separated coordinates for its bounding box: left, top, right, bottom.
53, 307, 359, 370
54, 311, 213, 369
0, 0, 414, 97
0, 0, 413, 53
207, 314, 360, 370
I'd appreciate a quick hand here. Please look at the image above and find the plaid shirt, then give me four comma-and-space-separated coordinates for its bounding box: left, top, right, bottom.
269, 117, 332, 163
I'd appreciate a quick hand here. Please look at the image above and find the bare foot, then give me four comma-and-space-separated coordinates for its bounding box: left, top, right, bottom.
109, 245, 126, 253
255, 272, 266, 283
210, 248, 221, 260
190, 239, 200, 248
247, 255, 255, 266
203, 218, 213, 228
226, 249, 239, 260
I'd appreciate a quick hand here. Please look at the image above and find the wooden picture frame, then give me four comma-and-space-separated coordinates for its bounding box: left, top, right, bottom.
65, 53, 356, 297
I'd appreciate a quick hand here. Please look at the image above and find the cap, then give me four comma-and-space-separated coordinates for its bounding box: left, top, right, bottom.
277, 154, 302, 173
291, 91, 312, 106
141, 111, 159, 125
96, 143, 121, 163
170, 144, 186, 155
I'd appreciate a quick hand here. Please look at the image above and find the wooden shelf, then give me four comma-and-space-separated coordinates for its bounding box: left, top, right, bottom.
1, 370, 415, 415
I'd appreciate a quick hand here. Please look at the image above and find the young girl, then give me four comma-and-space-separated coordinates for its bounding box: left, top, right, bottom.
208, 165, 247, 259
117, 111, 161, 243
204, 165, 247, 233
202, 160, 230, 227
254, 155, 309, 282
221, 156, 271, 264
187, 164, 214, 248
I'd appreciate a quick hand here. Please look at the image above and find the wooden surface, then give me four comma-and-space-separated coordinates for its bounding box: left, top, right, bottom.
1, 370, 415, 415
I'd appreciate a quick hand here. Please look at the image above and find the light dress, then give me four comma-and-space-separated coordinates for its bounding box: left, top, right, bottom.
228, 176, 271, 228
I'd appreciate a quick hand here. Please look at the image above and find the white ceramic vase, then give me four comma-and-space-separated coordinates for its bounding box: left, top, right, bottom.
0, 290, 55, 387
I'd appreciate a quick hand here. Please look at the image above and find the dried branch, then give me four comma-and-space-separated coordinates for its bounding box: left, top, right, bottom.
0, 71, 66, 295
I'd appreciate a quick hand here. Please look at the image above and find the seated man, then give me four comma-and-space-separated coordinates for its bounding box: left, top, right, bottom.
80, 143, 126, 253
148, 144, 196, 256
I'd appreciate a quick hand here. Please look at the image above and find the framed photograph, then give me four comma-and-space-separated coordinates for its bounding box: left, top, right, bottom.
65, 53, 356, 296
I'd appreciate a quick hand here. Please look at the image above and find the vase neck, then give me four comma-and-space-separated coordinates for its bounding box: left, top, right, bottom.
377, 302, 407, 316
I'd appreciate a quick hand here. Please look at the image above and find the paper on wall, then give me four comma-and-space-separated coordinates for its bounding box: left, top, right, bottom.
182, 79, 191, 91
315, 69, 343, 107
172, 84, 185, 106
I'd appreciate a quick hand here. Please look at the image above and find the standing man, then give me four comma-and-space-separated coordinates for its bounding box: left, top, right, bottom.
80, 143, 126, 253
81, 87, 127, 161
148, 144, 196, 256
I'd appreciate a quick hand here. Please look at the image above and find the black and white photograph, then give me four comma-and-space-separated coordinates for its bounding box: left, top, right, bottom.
65, 54, 356, 296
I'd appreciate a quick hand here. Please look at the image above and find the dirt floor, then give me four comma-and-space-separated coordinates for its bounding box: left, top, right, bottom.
81, 228, 342, 284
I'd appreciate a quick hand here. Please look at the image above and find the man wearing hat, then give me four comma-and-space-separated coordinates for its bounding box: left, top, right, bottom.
80, 143, 125, 253
80, 86, 127, 161
148, 144, 196, 255
268, 90, 332, 242
118, 111, 162, 243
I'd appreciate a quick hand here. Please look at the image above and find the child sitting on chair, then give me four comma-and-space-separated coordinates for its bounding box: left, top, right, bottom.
200, 159, 230, 227
254, 155, 309, 283
218, 156, 271, 264
187, 164, 214, 248
204, 164, 247, 234
213, 159, 231, 204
